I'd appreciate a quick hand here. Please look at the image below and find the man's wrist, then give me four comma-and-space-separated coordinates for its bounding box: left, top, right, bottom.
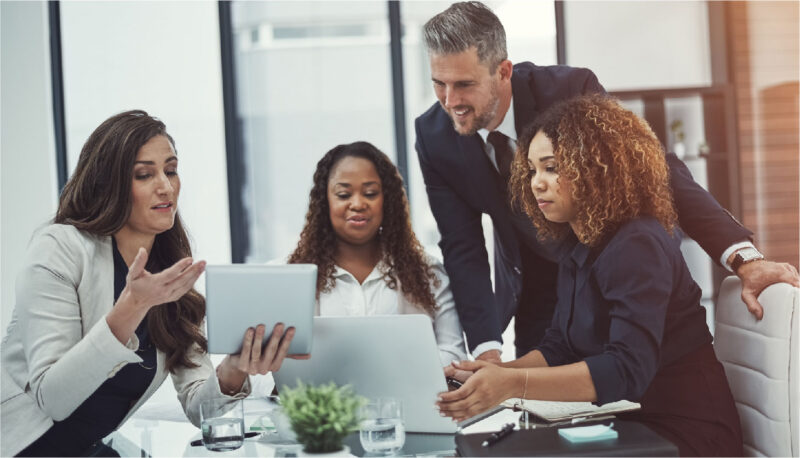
728, 246, 765, 274
721, 241, 757, 272
476, 349, 502, 362
472, 341, 502, 360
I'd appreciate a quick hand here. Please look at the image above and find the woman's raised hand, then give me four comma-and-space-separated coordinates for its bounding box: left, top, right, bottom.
107, 248, 206, 344
125, 247, 206, 309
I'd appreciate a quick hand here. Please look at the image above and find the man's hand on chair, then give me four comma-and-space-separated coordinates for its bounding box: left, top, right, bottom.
734, 259, 799, 320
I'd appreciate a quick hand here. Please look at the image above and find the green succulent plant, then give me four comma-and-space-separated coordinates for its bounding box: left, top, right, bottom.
280, 381, 365, 453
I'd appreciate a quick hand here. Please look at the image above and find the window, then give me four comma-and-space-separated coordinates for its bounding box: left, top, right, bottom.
58, 1, 231, 265
230, 1, 395, 262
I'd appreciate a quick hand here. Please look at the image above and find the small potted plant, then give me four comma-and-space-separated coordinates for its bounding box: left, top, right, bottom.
281, 381, 365, 455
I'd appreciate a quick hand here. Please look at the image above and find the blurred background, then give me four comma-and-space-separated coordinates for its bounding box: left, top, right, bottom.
2, 1, 798, 353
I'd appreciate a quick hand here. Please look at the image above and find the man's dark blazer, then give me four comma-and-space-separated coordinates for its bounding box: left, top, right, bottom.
414, 62, 753, 355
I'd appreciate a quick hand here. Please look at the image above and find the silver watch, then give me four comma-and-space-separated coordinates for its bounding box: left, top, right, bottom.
731, 247, 764, 272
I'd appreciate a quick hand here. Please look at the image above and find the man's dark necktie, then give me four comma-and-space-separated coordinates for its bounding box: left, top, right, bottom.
488, 130, 514, 184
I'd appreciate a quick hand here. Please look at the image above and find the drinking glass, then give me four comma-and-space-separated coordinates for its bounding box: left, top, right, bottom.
200, 398, 245, 452
359, 398, 405, 455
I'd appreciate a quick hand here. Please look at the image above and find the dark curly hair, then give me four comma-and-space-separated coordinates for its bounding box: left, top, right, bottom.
289, 141, 439, 314
510, 94, 677, 247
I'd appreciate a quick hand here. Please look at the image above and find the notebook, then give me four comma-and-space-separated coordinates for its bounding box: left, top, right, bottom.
455, 420, 677, 457
500, 398, 640, 423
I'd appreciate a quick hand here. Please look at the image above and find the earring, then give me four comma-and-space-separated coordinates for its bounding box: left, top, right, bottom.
378, 226, 383, 235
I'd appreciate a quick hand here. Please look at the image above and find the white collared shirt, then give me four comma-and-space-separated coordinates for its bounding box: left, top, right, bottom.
478, 97, 517, 172
472, 98, 517, 359
319, 255, 467, 366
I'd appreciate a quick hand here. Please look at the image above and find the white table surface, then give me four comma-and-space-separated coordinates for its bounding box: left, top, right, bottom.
102, 371, 513, 457
104, 397, 304, 457
104, 401, 514, 457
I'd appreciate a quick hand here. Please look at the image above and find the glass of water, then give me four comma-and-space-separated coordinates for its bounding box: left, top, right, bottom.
359, 398, 405, 455
200, 398, 245, 452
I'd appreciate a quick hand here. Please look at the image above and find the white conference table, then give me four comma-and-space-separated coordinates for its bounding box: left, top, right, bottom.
102, 396, 516, 457
104, 397, 300, 457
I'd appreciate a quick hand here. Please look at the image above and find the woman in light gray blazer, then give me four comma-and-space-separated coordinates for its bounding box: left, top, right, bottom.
1, 110, 300, 456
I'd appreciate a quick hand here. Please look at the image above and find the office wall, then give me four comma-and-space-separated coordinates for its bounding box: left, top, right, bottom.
729, 2, 799, 266
1, 1, 58, 337
564, 1, 712, 91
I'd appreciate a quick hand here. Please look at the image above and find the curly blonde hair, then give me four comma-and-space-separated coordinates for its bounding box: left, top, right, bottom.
289, 141, 439, 315
510, 94, 677, 247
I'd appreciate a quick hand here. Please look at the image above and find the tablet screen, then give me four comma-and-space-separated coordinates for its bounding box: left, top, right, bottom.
205, 264, 316, 355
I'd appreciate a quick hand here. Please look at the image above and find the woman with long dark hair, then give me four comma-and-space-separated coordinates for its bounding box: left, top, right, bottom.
437, 95, 743, 456
288, 141, 466, 365
1, 110, 299, 456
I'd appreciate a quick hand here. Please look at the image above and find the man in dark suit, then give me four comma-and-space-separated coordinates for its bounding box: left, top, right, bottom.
415, 1, 800, 363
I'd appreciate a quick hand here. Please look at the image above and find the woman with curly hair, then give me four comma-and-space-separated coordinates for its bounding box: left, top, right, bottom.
437, 94, 742, 456
1, 110, 299, 456
288, 141, 466, 365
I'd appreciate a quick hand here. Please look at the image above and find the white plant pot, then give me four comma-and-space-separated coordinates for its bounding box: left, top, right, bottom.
298, 444, 352, 456
673, 142, 686, 159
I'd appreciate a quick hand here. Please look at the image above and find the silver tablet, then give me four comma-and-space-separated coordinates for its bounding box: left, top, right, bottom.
205, 264, 316, 355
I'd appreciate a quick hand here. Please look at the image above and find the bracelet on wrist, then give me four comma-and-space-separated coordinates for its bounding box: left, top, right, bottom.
522, 369, 529, 399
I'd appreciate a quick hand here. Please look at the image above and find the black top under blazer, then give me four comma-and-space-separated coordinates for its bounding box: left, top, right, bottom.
414, 62, 753, 353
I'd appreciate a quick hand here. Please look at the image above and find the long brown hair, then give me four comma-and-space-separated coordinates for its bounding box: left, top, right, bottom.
510, 94, 677, 247
56, 109, 206, 372
288, 141, 439, 314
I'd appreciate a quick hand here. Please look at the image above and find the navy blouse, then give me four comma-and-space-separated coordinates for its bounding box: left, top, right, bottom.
536, 218, 712, 405
20, 239, 157, 456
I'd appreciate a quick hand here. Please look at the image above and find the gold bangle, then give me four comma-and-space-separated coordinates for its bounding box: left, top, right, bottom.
522, 369, 529, 399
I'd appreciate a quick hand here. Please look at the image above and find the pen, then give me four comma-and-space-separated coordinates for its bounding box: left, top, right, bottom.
481, 422, 515, 447
190, 431, 259, 447
567, 414, 616, 426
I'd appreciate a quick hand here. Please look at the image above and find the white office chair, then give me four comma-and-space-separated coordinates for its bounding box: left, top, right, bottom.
714, 276, 799, 457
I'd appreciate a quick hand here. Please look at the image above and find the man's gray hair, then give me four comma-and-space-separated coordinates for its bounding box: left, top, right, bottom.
423, 1, 507, 71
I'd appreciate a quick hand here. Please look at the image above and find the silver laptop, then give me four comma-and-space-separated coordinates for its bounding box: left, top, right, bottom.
273, 315, 457, 433
205, 264, 316, 355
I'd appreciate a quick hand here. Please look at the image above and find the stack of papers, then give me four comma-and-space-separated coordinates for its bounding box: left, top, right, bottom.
500, 398, 640, 423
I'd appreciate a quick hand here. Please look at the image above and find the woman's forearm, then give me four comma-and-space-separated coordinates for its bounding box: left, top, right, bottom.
501, 349, 549, 369
105, 287, 149, 345
526, 361, 597, 402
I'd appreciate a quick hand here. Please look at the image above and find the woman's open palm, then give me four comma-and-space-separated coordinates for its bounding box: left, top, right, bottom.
125, 247, 206, 309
